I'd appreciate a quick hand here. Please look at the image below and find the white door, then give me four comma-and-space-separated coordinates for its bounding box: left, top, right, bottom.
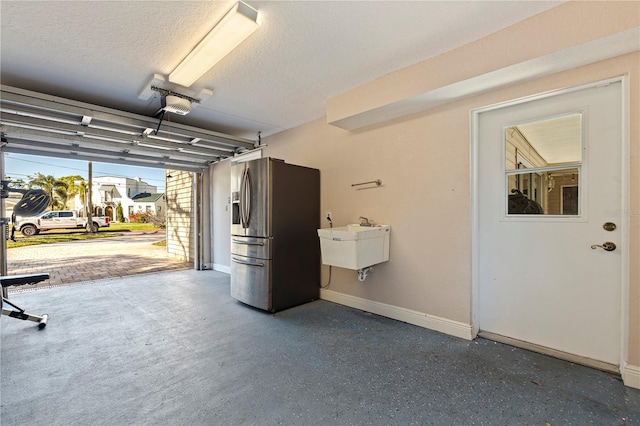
477, 80, 623, 366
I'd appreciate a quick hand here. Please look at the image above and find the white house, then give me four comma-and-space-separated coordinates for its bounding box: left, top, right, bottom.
130, 192, 165, 217
77, 176, 165, 222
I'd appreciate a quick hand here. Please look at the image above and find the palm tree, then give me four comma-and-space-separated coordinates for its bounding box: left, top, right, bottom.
28, 173, 69, 210
59, 175, 87, 211
5, 178, 27, 189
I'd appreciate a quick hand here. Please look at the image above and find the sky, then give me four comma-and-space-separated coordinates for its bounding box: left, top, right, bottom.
3, 153, 166, 193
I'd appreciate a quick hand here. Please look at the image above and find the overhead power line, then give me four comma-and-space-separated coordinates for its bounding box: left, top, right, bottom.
5, 156, 166, 185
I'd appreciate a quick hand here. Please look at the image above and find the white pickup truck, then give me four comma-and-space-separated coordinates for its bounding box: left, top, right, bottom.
15, 210, 110, 236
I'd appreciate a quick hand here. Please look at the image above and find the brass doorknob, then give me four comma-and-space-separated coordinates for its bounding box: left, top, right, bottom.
591, 242, 616, 251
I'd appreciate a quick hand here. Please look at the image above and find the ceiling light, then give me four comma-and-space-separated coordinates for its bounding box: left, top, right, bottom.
169, 1, 259, 87
162, 95, 192, 115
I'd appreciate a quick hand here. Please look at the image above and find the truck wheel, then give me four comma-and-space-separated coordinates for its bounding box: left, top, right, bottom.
90, 223, 99, 233
21, 224, 38, 236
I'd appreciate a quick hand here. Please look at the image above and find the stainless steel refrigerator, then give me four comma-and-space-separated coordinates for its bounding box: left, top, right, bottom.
230, 157, 320, 312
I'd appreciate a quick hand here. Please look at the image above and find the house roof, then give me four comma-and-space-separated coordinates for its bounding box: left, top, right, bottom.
131, 193, 164, 203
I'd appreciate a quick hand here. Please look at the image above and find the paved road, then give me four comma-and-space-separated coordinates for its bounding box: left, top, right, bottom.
5, 231, 192, 290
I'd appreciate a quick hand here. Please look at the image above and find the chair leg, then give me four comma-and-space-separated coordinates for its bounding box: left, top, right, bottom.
2, 297, 48, 329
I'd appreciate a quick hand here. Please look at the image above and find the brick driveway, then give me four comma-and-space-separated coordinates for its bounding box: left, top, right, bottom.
5, 231, 192, 291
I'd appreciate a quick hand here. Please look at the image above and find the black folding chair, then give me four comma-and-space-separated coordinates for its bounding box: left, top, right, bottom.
1, 273, 50, 329
1, 182, 51, 328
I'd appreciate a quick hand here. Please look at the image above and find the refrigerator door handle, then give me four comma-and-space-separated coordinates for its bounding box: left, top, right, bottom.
243, 167, 252, 228
232, 257, 265, 267
232, 239, 265, 246
239, 167, 245, 227
239, 167, 248, 228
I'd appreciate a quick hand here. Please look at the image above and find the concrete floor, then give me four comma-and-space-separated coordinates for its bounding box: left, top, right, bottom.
2, 270, 639, 425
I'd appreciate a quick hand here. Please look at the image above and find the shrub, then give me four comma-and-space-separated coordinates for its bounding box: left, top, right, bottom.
128, 211, 166, 228
147, 212, 166, 229
128, 211, 148, 223
116, 202, 125, 222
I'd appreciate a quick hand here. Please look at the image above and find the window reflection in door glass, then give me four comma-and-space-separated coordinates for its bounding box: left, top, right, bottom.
505, 114, 582, 216
507, 168, 579, 215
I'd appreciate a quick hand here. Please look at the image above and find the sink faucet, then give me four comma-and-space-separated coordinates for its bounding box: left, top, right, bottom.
359, 216, 372, 227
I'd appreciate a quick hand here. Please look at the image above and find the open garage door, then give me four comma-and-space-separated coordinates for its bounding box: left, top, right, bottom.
1, 86, 256, 279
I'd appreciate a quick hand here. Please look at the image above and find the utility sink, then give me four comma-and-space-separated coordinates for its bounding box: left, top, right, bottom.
317, 224, 390, 270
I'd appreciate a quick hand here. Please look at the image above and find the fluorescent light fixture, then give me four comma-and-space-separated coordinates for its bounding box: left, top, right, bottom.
169, 1, 259, 87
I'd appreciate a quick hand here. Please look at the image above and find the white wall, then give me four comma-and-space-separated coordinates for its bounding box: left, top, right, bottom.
210, 55, 639, 367
211, 160, 231, 273
209, 2, 639, 378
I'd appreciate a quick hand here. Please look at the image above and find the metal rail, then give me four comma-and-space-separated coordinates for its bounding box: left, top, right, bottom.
351, 179, 382, 187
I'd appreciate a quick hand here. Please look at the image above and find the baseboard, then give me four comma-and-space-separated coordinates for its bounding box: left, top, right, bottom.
478, 331, 620, 374
320, 289, 473, 340
213, 264, 231, 274
623, 363, 640, 389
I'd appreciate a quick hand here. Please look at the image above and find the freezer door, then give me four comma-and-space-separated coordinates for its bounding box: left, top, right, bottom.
230, 254, 271, 311
231, 235, 271, 260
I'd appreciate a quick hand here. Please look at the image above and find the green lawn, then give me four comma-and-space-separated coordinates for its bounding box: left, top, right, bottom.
104, 222, 158, 232
7, 231, 117, 248
7, 222, 162, 248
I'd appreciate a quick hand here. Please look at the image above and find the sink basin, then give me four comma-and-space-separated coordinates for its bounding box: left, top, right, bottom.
317, 224, 390, 270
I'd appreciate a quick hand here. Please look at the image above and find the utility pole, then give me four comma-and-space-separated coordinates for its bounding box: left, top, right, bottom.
87, 161, 94, 233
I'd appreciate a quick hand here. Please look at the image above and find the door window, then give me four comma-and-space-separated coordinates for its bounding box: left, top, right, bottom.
504, 113, 582, 216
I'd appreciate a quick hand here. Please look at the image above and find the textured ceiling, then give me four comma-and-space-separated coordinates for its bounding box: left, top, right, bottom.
0, 1, 564, 142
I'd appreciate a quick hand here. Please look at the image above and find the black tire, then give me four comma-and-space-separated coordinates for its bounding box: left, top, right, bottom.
90, 222, 99, 233
20, 224, 38, 237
